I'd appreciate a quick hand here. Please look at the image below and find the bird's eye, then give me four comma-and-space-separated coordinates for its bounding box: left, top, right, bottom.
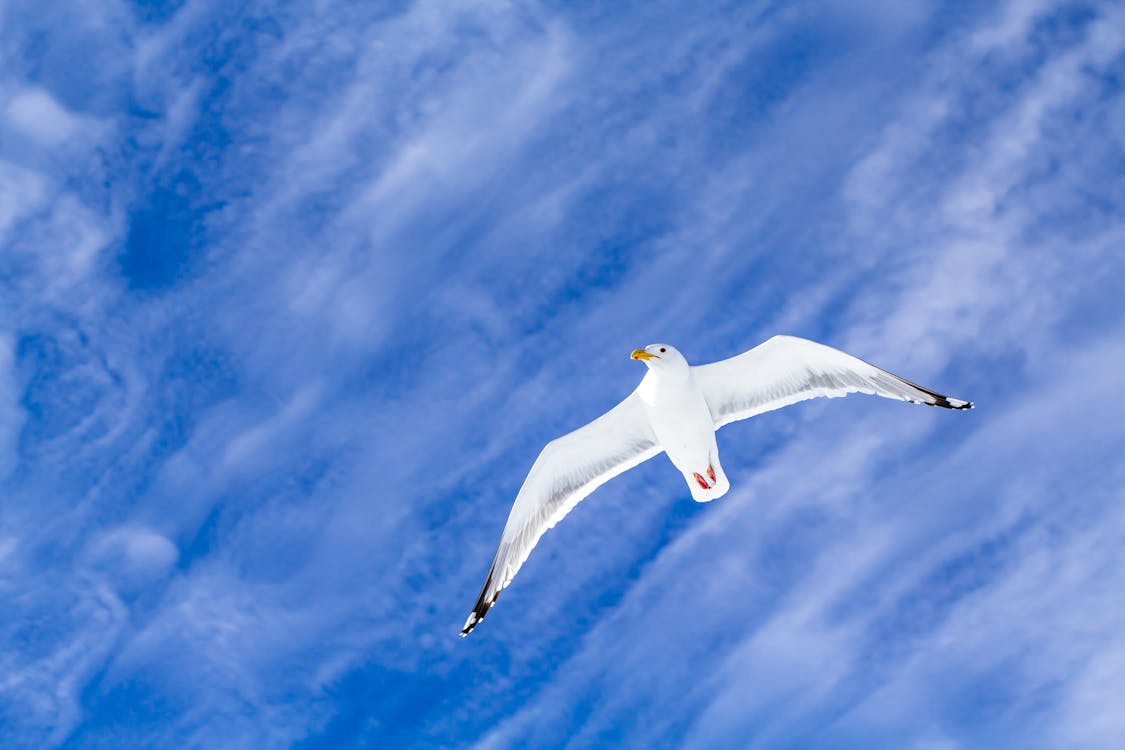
660, 347, 666, 353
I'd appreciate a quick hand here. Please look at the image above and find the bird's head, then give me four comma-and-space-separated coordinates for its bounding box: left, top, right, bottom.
630, 343, 688, 372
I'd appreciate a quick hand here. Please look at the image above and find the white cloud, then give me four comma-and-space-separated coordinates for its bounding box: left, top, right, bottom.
3, 88, 83, 147
0, 162, 49, 242
0, 575, 127, 747
90, 527, 179, 587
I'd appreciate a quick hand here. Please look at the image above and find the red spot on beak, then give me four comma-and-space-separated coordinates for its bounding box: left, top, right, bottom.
693, 472, 710, 490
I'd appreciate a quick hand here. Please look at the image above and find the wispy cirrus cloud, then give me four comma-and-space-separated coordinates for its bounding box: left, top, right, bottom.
0, 0, 1122, 748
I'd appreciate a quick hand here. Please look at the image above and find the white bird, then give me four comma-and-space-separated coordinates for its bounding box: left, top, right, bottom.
461, 335, 971, 636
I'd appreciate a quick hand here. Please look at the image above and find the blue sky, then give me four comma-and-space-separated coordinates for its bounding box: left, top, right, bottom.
2, 0, 1125, 747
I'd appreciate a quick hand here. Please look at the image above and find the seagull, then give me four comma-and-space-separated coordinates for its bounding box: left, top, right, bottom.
461, 335, 971, 636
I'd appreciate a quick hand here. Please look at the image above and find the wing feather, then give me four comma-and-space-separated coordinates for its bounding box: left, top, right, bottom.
693, 335, 972, 428
461, 391, 660, 636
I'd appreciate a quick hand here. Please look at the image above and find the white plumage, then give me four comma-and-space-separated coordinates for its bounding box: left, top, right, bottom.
461, 335, 971, 636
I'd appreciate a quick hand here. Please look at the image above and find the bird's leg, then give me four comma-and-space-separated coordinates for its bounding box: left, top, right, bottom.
692, 464, 719, 491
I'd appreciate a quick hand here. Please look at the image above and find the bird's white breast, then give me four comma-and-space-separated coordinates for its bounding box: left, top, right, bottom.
638, 371, 717, 473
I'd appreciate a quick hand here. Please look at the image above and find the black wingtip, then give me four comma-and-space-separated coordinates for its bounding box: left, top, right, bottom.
932, 394, 973, 410
460, 592, 498, 637
461, 567, 501, 637
910, 382, 973, 410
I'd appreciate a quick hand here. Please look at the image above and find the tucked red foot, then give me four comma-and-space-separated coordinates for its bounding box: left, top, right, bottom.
693, 472, 710, 490
707, 465, 716, 484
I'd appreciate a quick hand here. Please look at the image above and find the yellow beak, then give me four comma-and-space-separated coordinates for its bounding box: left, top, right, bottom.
631, 349, 657, 361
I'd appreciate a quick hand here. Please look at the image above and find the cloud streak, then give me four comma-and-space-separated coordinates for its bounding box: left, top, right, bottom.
0, 0, 1122, 748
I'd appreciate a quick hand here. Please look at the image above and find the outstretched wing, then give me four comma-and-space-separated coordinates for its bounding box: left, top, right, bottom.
692, 335, 972, 429
461, 391, 661, 636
